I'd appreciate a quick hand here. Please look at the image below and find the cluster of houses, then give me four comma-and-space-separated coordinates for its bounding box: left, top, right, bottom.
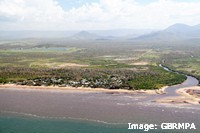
15, 76, 133, 89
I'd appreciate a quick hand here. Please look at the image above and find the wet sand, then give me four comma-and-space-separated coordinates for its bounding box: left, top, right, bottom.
177, 86, 200, 100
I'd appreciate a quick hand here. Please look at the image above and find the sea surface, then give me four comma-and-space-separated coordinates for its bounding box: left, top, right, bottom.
0, 87, 200, 133
0, 115, 128, 133
0, 114, 198, 133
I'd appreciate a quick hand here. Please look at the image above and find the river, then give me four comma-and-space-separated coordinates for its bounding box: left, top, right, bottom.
159, 64, 199, 97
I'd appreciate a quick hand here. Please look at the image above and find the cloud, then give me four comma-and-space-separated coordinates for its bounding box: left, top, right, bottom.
0, 0, 200, 30
0, 0, 66, 30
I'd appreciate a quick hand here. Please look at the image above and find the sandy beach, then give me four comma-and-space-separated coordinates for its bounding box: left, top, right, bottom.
0, 84, 200, 105
0, 84, 166, 95
1, 83, 200, 105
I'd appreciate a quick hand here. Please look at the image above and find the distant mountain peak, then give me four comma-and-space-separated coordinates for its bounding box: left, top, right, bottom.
75, 30, 92, 36
169, 23, 189, 27
78, 30, 90, 34
165, 23, 191, 32
72, 30, 100, 40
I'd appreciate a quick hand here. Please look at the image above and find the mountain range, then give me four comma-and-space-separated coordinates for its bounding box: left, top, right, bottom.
0, 29, 152, 40
0, 23, 199, 41
135, 23, 200, 41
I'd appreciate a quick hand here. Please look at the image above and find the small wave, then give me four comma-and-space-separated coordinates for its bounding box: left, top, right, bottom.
116, 103, 130, 106
0, 110, 126, 125
136, 102, 200, 111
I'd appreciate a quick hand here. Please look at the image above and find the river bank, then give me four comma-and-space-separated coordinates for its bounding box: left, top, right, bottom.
151, 65, 200, 105
154, 86, 200, 105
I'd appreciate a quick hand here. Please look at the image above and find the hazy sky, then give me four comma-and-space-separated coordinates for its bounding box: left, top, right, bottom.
0, 0, 200, 30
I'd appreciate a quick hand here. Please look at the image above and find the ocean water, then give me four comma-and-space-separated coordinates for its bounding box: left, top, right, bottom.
0, 115, 130, 133
0, 115, 197, 133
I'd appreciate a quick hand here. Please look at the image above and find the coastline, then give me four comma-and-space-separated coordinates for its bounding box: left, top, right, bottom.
0, 84, 166, 95
0, 64, 191, 98
1, 82, 199, 105
154, 86, 200, 105
1, 79, 199, 106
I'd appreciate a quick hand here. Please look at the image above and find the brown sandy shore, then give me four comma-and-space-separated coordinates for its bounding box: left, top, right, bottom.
155, 86, 200, 105
1, 84, 200, 105
0, 84, 166, 95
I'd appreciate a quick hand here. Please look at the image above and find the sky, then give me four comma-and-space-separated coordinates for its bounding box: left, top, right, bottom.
0, 0, 200, 31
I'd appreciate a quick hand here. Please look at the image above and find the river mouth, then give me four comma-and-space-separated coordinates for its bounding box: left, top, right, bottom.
158, 64, 199, 97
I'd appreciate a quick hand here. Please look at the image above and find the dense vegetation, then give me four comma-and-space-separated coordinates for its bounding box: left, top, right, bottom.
0, 66, 186, 90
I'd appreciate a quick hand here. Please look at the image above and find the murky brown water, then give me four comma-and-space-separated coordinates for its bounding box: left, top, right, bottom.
0, 88, 199, 125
